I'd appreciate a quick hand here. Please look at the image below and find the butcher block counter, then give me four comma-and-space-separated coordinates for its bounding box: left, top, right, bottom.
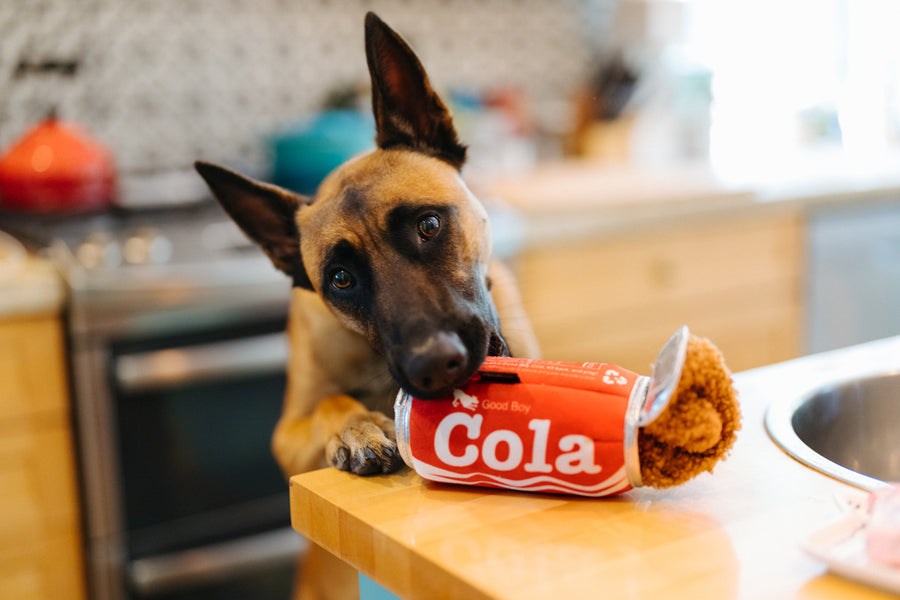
289, 335, 900, 600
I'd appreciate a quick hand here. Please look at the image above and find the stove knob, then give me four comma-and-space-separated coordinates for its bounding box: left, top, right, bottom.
123, 228, 173, 264
77, 233, 121, 269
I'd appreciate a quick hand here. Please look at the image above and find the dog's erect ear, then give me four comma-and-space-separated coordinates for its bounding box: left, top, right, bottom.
364, 12, 466, 170
194, 161, 313, 289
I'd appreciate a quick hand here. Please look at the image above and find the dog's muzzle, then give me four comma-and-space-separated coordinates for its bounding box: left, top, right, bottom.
398, 329, 510, 400
400, 331, 468, 398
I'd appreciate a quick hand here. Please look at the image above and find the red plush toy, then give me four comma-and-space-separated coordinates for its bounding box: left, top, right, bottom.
395, 327, 741, 496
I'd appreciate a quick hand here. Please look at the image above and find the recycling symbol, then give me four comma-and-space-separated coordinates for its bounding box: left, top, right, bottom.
602, 369, 628, 385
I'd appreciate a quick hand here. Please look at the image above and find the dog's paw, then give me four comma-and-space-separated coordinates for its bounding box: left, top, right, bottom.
326, 411, 404, 476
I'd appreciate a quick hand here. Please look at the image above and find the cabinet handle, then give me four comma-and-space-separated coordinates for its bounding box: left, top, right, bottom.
115, 332, 287, 392
129, 526, 305, 595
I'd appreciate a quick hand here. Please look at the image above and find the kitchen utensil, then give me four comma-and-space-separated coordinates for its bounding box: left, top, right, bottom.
0, 115, 116, 213
268, 110, 374, 195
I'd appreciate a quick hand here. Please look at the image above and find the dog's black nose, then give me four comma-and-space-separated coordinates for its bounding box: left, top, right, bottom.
403, 331, 468, 397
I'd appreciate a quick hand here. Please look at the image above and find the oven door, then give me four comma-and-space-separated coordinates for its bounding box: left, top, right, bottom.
110, 322, 304, 599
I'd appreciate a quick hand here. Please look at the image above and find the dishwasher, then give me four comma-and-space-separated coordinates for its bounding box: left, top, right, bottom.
807, 198, 900, 353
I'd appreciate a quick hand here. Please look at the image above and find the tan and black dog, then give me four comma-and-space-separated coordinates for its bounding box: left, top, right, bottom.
196, 12, 537, 599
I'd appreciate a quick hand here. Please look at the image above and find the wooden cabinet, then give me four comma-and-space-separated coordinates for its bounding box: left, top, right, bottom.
0, 315, 85, 600
513, 212, 804, 373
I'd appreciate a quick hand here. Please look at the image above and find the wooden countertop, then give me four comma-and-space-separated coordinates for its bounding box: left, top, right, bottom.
290, 336, 900, 600
480, 158, 900, 248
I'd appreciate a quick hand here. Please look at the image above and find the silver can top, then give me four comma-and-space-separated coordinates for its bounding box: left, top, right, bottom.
393, 389, 416, 468
640, 325, 690, 426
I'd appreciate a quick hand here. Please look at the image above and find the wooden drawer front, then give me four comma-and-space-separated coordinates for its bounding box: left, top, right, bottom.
0, 422, 85, 600
515, 214, 803, 372
0, 534, 85, 600
0, 315, 85, 600
0, 316, 68, 422
0, 422, 81, 543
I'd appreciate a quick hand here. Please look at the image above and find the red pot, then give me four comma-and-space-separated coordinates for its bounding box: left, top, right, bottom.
0, 117, 116, 213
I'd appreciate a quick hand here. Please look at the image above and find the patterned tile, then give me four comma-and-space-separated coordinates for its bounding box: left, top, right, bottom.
0, 0, 614, 175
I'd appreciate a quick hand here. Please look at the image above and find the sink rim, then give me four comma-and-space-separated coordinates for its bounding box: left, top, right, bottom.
765, 369, 898, 492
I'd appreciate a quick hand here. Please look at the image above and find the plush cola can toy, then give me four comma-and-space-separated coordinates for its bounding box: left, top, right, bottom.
394, 326, 741, 496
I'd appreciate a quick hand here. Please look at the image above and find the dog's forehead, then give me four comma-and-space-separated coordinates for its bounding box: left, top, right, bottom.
322, 150, 472, 206
298, 150, 490, 266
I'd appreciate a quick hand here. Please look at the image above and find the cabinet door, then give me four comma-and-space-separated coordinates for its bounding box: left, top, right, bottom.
514, 214, 803, 372
808, 201, 900, 352
0, 317, 69, 421
0, 426, 86, 599
0, 316, 86, 600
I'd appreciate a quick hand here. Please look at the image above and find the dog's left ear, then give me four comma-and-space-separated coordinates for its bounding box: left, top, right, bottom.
195, 161, 313, 289
365, 12, 466, 170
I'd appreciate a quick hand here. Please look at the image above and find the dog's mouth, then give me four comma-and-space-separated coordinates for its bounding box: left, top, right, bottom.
487, 331, 510, 358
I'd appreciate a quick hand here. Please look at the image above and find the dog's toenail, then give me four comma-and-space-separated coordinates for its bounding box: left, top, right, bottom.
333, 447, 350, 470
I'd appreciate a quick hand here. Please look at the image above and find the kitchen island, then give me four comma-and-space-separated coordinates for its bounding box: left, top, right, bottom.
289, 335, 900, 599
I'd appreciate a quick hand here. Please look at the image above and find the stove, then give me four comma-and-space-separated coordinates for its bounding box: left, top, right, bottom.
3, 202, 302, 600
5, 202, 291, 330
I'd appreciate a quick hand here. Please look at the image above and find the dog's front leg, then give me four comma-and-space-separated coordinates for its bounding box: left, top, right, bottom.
272, 394, 402, 477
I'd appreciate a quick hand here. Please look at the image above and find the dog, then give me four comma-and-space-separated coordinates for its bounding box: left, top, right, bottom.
196, 12, 538, 600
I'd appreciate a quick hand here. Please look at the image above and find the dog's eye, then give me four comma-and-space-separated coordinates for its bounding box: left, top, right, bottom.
417, 214, 441, 239
331, 269, 354, 289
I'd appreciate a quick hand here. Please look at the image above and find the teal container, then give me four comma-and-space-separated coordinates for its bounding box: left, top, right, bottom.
269, 110, 375, 195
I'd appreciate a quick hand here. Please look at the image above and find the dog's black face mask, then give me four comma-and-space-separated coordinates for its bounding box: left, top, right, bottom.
195, 12, 510, 400
373, 203, 507, 398
309, 182, 510, 399
376, 267, 506, 400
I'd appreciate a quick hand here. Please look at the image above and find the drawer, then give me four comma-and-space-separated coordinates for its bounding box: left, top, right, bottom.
0, 422, 81, 543
517, 214, 802, 325
514, 214, 803, 371
0, 315, 84, 600
0, 533, 85, 600
534, 286, 800, 372
0, 316, 69, 422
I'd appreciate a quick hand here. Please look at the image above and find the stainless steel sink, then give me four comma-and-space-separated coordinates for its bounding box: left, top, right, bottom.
766, 371, 900, 490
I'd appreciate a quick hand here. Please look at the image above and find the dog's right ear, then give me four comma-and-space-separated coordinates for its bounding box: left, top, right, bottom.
194, 161, 313, 289
365, 12, 466, 170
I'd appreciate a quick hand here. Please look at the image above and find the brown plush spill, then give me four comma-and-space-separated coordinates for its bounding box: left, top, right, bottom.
638, 335, 741, 488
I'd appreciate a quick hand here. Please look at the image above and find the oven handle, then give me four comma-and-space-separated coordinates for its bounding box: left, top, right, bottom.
129, 526, 306, 595
115, 332, 287, 392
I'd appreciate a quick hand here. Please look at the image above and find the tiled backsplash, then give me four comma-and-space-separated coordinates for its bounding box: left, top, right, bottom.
0, 0, 614, 176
